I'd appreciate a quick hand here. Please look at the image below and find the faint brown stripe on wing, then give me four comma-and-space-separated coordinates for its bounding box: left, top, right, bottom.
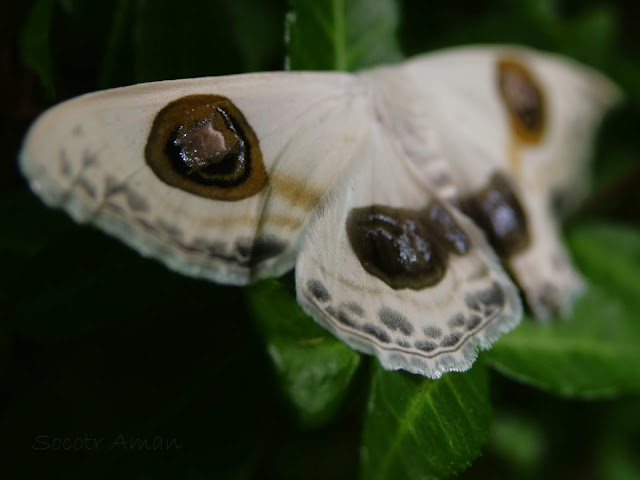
197, 213, 304, 230
271, 174, 324, 211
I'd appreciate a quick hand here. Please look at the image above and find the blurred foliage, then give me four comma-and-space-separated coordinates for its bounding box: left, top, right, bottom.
1, 0, 639, 478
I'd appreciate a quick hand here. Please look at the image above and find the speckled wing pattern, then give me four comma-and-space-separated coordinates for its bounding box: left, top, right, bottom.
19, 46, 620, 378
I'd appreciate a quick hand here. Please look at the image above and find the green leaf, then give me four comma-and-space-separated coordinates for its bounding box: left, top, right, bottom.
360, 364, 491, 479
552, 7, 616, 65
20, 0, 56, 99
486, 284, 640, 397
286, 0, 402, 71
569, 222, 640, 312
246, 279, 360, 428
486, 223, 640, 397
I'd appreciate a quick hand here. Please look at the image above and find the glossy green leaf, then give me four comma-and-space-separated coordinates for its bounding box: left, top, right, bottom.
246, 279, 360, 428
20, 0, 56, 99
286, 0, 402, 71
486, 285, 640, 397
360, 364, 491, 480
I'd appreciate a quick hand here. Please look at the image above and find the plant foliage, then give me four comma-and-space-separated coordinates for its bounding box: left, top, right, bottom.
2, 0, 639, 478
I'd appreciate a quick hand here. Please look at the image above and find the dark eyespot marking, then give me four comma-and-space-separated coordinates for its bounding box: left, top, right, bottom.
336, 310, 358, 328
235, 237, 286, 267
362, 324, 391, 343
126, 189, 150, 212
156, 219, 182, 237
466, 314, 482, 331
465, 282, 505, 312
397, 339, 410, 348
448, 313, 466, 329
535, 283, 557, 312
415, 340, 437, 352
346, 205, 448, 290
423, 326, 442, 339
104, 202, 125, 216
344, 302, 365, 317
82, 150, 98, 167
461, 173, 529, 257
77, 179, 97, 199
135, 218, 160, 234
145, 94, 267, 201
440, 333, 462, 348
378, 307, 413, 336
497, 58, 546, 143
426, 202, 470, 254
59, 150, 72, 177
307, 280, 331, 303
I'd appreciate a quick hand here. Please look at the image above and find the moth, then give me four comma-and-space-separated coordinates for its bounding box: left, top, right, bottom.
20, 46, 620, 378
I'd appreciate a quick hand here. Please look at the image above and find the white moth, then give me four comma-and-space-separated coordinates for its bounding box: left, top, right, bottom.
20, 46, 620, 378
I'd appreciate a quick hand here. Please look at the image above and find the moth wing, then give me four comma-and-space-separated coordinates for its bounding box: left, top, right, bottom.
295, 117, 522, 378
401, 46, 621, 317
20, 72, 371, 285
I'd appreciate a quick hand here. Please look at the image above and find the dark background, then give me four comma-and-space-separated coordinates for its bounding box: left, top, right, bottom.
1, 0, 639, 478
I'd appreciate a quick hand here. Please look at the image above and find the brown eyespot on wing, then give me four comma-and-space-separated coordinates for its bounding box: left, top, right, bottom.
145, 94, 268, 201
19, 72, 371, 285
497, 58, 546, 144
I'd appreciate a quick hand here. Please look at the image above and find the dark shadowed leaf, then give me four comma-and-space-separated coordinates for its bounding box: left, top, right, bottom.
286, 0, 402, 71
360, 364, 491, 479
487, 411, 546, 475
5, 218, 225, 340
597, 400, 640, 480
132, 0, 245, 82
246, 279, 360, 428
20, 0, 56, 99
97, 0, 134, 89
0, 321, 9, 379
226, 0, 288, 72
